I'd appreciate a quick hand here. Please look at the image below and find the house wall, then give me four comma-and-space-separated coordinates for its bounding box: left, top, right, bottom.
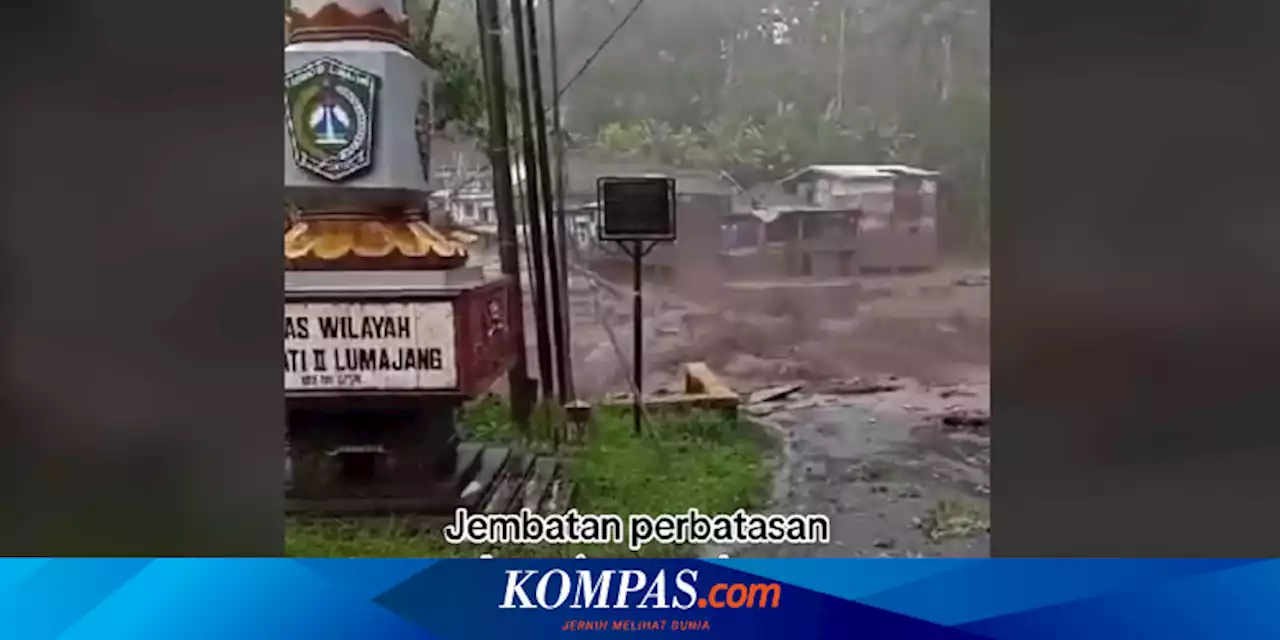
802, 176, 940, 271
853, 225, 938, 271
448, 195, 496, 226
791, 211, 859, 278
718, 210, 860, 280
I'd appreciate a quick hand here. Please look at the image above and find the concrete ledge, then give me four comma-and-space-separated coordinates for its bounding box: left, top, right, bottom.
285, 267, 491, 297
604, 362, 739, 422
684, 362, 735, 399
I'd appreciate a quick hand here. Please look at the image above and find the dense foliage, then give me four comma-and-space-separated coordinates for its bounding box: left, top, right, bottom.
423, 0, 989, 250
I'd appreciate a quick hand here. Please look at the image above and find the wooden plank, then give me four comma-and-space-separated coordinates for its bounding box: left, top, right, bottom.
539, 463, 576, 515
521, 458, 559, 512
483, 453, 535, 514
459, 446, 511, 510
554, 482, 575, 515
447, 442, 485, 492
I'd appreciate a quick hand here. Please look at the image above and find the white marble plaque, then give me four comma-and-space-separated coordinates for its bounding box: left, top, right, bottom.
284, 301, 456, 391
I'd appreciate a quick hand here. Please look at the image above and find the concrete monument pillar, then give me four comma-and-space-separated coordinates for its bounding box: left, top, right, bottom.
283, 0, 516, 513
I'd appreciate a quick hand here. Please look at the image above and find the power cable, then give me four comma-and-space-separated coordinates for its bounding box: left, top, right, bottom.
557, 0, 647, 99
563, 232, 651, 419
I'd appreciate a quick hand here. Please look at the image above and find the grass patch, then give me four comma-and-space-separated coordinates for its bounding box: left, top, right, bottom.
286, 401, 771, 558
915, 499, 990, 542
455, 395, 570, 452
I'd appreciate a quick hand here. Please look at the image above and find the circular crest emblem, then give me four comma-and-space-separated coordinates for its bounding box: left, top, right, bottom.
284, 58, 381, 182
413, 80, 433, 183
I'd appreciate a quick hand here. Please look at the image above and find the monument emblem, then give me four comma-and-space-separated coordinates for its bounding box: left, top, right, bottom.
413, 79, 433, 183
285, 58, 381, 182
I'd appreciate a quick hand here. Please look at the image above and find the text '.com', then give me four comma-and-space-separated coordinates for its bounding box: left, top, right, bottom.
499, 569, 781, 610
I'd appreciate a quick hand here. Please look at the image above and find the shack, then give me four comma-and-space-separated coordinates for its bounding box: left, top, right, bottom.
725, 184, 862, 279
767, 164, 940, 272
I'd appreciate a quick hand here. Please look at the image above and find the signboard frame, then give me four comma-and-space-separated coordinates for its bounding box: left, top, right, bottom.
593, 175, 679, 435
595, 176, 678, 242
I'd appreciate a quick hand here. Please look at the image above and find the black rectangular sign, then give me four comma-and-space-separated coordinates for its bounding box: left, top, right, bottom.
596, 176, 677, 242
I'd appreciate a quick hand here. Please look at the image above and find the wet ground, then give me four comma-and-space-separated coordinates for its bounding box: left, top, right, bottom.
485, 256, 992, 557
730, 380, 990, 557
674, 267, 990, 557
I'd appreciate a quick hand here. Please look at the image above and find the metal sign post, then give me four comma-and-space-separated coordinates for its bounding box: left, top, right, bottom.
597, 176, 677, 436
617, 240, 658, 436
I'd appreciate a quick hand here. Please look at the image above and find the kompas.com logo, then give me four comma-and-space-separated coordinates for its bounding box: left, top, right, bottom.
498, 568, 782, 610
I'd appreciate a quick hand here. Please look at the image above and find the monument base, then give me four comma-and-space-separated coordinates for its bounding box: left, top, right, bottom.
286, 394, 460, 501
284, 268, 517, 513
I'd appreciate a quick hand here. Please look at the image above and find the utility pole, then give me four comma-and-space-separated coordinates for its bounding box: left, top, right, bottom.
509, 0, 557, 401
475, 0, 533, 427
835, 3, 847, 117
547, 0, 575, 401
526, 0, 569, 404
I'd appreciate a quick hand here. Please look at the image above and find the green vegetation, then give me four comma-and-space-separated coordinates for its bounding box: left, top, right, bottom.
411, 0, 990, 253
286, 399, 771, 558
917, 499, 990, 542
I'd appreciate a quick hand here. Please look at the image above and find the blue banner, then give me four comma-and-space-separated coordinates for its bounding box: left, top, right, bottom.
0, 558, 1275, 639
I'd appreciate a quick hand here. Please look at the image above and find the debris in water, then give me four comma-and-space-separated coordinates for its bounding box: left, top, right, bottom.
744, 403, 778, 417
954, 272, 990, 287
843, 463, 887, 483
748, 383, 805, 404
938, 409, 990, 433
826, 377, 904, 396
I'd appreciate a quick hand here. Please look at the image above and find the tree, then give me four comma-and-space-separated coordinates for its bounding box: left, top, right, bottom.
421, 0, 989, 250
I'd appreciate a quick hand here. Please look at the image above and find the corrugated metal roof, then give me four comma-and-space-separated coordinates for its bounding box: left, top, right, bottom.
780, 164, 939, 184
747, 205, 858, 223
513, 152, 739, 196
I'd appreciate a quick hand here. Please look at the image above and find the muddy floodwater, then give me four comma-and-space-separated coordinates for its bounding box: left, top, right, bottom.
490, 260, 992, 557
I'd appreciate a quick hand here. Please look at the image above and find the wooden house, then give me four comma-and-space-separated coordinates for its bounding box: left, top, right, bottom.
764, 164, 941, 272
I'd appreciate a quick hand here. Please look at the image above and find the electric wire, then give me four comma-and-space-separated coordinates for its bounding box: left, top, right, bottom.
557, 0, 647, 99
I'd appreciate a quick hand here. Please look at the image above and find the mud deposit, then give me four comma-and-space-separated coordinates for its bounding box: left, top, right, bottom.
731, 386, 989, 558
680, 268, 989, 557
